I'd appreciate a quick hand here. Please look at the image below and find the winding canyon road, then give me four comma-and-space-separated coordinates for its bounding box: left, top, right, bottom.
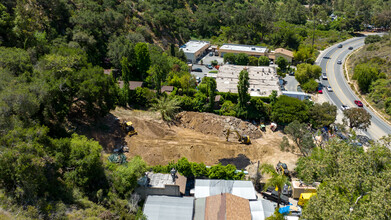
316, 36, 391, 140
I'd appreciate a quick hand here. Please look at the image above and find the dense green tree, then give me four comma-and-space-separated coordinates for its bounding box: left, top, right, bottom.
219, 100, 237, 116
272, 96, 308, 124
112, 156, 147, 199
301, 79, 318, 92
207, 77, 217, 110
0, 47, 32, 75
353, 63, 379, 93
237, 69, 250, 110
309, 102, 337, 129
135, 42, 151, 80
258, 56, 270, 66
343, 107, 372, 131
295, 63, 322, 84
296, 139, 391, 219
293, 45, 315, 64
276, 56, 288, 72
284, 120, 315, 157
223, 53, 236, 64
248, 56, 258, 66
235, 53, 249, 65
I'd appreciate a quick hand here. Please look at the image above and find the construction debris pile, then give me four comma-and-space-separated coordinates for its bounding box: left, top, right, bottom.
176, 111, 262, 139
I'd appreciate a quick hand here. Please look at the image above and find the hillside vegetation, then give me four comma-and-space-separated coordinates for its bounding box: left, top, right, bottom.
349, 34, 391, 117
0, 0, 391, 218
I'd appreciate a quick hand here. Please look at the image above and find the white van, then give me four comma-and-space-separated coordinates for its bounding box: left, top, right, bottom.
322, 73, 327, 80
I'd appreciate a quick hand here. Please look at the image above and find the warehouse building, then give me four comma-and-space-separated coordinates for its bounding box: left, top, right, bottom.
219, 44, 268, 58
180, 40, 210, 64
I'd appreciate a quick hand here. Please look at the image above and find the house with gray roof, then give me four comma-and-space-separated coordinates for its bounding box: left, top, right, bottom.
143, 195, 194, 220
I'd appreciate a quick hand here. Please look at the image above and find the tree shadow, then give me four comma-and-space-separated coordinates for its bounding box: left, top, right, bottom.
74, 113, 127, 153
218, 154, 251, 170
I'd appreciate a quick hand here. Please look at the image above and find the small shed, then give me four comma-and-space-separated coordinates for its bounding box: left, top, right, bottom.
291, 181, 318, 199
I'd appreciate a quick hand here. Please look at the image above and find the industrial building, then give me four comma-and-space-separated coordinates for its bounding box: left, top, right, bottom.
219, 44, 268, 57
216, 65, 280, 97
180, 40, 210, 64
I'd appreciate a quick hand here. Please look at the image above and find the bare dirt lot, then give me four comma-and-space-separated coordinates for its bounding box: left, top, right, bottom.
82, 108, 299, 171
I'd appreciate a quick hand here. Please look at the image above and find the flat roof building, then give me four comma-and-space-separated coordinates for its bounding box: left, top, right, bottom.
181, 40, 210, 64
216, 65, 280, 97
219, 44, 268, 57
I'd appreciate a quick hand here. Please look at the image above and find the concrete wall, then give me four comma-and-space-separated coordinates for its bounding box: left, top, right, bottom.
135, 185, 181, 200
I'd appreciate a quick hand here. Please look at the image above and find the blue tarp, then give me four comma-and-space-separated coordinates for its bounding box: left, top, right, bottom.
279, 206, 290, 214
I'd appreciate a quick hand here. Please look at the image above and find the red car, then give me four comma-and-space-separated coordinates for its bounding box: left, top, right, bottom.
354, 100, 363, 107
318, 88, 323, 94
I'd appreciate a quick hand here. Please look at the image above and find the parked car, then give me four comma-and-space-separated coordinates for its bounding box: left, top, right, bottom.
209, 52, 213, 56
341, 104, 350, 111
322, 73, 327, 80
318, 88, 323, 94
206, 64, 213, 69
261, 191, 290, 206
337, 60, 342, 64
338, 44, 343, 48
289, 71, 295, 76
327, 86, 332, 92
355, 100, 363, 107
192, 68, 202, 72
348, 46, 353, 50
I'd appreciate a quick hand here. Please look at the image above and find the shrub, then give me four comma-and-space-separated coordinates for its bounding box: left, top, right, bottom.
302, 79, 318, 93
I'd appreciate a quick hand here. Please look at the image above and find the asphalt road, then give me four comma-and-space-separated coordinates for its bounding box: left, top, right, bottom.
317, 36, 391, 140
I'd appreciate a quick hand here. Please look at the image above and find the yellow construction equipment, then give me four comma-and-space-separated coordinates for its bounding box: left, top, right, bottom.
226, 129, 251, 144
276, 161, 290, 177
298, 193, 316, 206
122, 121, 138, 137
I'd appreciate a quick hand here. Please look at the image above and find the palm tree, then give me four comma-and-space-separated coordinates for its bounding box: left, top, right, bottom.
150, 96, 181, 121
260, 163, 290, 208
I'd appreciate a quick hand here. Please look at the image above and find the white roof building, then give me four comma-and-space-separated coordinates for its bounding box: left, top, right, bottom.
180, 41, 210, 63
250, 199, 276, 220
194, 179, 257, 200
219, 44, 268, 57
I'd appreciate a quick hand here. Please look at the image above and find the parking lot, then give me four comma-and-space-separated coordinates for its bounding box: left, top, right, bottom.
190, 52, 223, 81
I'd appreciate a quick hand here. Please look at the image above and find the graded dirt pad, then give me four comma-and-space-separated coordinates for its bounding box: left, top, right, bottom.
107, 109, 299, 171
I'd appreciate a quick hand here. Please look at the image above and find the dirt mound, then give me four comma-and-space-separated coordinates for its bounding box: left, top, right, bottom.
130, 117, 175, 139
177, 111, 262, 139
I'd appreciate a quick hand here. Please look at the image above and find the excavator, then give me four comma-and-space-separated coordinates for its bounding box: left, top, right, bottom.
122, 120, 138, 137
226, 129, 251, 144
276, 161, 290, 177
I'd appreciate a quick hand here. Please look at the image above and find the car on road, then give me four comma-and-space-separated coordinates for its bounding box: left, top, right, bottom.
206, 64, 213, 69
327, 86, 332, 92
355, 100, 363, 107
322, 73, 328, 80
337, 60, 342, 64
341, 105, 350, 111
338, 44, 343, 48
348, 46, 353, 50
192, 68, 202, 72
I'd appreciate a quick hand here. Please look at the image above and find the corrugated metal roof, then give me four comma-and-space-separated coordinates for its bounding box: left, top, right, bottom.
143, 196, 194, 220
250, 199, 276, 220
194, 179, 257, 200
